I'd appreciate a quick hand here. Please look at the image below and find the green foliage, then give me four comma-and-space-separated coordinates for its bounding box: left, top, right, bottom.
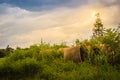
102, 28, 119, 51
75, 39, 81, 46
91, 23, 120, 65
0, 57, 43, 80
0, 49, 7, 58
92, 13, 104, 38
52, 42, 67, 49
0, 45, 14, 58
0, 33, 120, 80
92, 25, 120, 51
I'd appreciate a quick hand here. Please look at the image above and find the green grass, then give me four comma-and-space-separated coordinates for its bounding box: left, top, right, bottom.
0, 44, 120, 80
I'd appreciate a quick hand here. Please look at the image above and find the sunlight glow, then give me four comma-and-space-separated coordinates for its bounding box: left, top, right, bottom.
91, 11, 97, 18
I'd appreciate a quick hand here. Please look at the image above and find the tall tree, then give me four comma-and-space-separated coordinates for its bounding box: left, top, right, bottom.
92, 13, 104, 38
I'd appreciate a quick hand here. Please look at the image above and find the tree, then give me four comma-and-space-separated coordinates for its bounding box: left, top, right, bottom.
102, 25, 120, 51
92, 13, 104, 38
75, 39, 81, 46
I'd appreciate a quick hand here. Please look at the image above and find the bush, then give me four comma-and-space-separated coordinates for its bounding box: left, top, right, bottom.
0, 58, 43, 80
0, 41, 120, 80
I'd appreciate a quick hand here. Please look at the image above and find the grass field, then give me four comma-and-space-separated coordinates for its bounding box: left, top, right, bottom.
0, 43, 120, 80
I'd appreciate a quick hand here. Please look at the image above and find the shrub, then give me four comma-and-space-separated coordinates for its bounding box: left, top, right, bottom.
0, 58, 43, 80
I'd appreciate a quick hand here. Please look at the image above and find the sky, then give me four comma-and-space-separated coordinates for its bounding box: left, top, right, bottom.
0, 0, 120, 48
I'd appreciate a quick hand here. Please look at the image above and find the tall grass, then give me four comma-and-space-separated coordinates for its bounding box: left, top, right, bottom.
0, 43, 120, 80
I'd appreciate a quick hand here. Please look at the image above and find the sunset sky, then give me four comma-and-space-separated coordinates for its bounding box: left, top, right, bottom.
0, 0, 120, 48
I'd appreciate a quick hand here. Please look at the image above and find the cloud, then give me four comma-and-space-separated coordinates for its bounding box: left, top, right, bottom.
0, 0, 83, 11
0, 1, 120, 48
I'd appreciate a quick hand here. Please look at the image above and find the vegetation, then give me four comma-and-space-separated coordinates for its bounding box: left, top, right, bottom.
92, 13, 104, 38
0, 14, 120, 80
